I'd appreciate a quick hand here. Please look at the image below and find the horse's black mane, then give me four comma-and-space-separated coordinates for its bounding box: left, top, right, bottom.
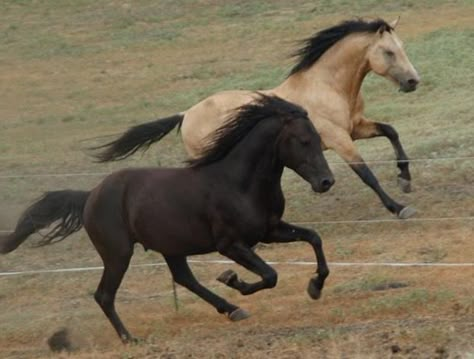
289, 18, 392, 75
188, 94, 307, 168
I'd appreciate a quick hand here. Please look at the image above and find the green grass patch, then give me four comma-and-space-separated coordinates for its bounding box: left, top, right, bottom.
353, 288, 456, 316
217, 2, 274, 18
333, 274, 408, 294
311, 0, 472, 14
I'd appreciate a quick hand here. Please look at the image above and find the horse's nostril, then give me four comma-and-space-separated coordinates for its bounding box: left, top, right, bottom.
321, 178, 335, 191
407, 78, 418, 86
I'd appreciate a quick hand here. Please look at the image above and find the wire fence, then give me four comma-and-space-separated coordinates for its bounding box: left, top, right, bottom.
1, 259, 473, 277
0, 155, 472, 278
1, 215, 473, 234
0, 153, 471, 230
0, 155, 473, 179
293, 216, 474, 226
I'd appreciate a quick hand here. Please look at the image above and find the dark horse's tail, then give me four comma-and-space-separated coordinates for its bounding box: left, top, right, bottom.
93, 114, 184, 162
0, 190, 90, 254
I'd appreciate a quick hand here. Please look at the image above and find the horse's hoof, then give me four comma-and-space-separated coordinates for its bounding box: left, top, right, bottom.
0, 235, 15, 255
217, 269, 238, 285
121, 335, 140, 345
397, 177, 412, 193
398, 206, 417, 219
228, 308, 250, 322
0, 242, 7, 255
307, 279, 322, 300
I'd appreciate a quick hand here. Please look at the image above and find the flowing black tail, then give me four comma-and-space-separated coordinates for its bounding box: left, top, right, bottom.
93, 114, 184, 162
0, 190, 90, 254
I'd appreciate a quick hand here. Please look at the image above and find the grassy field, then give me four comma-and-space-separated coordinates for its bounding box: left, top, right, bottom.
1, 0, 473, 358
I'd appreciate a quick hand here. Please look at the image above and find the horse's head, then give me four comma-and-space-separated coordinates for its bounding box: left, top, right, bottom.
278, 114, 334, 193
367, 18, 420, 93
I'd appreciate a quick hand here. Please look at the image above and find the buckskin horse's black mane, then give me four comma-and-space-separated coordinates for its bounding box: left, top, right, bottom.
290, 18, 392, 75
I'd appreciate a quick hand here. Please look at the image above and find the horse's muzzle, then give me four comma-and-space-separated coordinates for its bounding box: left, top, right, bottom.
399, 78, 419, 93
312, 176, 335, 193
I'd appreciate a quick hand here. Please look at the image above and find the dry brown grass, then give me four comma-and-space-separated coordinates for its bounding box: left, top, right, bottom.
1, 224, 472, 358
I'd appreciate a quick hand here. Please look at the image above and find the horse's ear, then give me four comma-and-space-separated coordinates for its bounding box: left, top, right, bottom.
390, 16, 400, 29
377, 17, 398, 36
377, 23, 388, 36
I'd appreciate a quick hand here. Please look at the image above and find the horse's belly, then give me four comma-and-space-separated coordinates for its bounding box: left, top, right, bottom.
135, 215, 215, 256
126, 171, 216, 256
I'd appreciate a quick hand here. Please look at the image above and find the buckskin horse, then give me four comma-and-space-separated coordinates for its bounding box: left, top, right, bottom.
95, 18, 420, 219
0, 95, 334, 343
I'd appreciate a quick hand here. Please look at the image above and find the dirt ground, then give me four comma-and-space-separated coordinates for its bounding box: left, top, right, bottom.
1, 223, 473, 358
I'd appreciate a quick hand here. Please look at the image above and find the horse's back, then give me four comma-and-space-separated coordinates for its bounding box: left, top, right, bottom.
181, 90, 272, 157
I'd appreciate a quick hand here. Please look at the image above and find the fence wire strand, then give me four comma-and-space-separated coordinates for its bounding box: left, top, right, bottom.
0, 155, 472, 277
1, 259, 473, 277
0, 155, 473, 179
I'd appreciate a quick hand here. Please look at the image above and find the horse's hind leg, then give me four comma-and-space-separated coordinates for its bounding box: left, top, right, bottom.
352, 117, 412, 193
164, 256, 248, 321
90, 229, 135, 343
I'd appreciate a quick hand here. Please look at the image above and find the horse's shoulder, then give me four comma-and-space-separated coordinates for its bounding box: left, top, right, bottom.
305, 97, 350, 130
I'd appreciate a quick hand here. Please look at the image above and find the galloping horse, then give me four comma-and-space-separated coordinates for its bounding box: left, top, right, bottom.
1, 96, 334, 343
95, 18, 420, 219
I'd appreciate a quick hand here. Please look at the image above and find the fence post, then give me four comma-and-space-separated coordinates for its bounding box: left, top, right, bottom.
172, 279, 179, 311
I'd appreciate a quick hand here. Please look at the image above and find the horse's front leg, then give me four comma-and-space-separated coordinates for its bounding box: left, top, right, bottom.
216, 241, 278, 295
352, 117, 412, 193
326, 127, 416, 219
261, 221, 329, 300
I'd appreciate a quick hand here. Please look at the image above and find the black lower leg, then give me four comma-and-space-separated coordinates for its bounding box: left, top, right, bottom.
95, 256, 133, 343
376, 123, 411, 182
350, 162, 405, 215
262, 222, 329, 299
301, 229, 329, 296
217, 242, 277, 295
164, 256, 239, 315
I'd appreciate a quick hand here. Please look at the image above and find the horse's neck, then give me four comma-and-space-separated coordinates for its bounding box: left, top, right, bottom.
274, 34, 372, 108
211, 122, 284, 192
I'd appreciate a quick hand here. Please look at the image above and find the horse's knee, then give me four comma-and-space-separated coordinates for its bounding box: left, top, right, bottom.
318, 267, 330, 279
170, 273, 189, 287
263, 270, 278, 288
307, 230, 322, 248
377, 123, 399, 141
94, 290, 112, 308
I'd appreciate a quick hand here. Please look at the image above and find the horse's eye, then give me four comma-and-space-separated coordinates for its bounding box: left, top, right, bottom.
385, 50, 395, 58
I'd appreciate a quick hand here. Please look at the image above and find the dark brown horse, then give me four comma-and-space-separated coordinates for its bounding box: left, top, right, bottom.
0, 95, 334, 343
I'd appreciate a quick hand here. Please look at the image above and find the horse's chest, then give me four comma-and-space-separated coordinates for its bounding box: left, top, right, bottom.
216, 191, 284, 244
307, 96, 354, 134
249, 189, 284, 225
